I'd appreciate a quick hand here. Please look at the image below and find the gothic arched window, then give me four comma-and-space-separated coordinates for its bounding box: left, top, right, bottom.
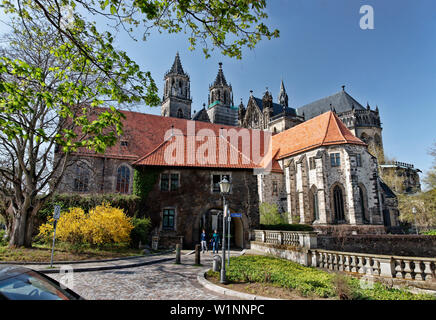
116, 165, 130, 194
177, 109, 184, 118
333, 185, 345, 223
310, 186, 319, 222
74, 166, 89, 192
358, 185, 368, 223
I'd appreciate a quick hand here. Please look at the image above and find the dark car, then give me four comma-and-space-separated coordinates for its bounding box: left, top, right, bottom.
0, 265, 84, 300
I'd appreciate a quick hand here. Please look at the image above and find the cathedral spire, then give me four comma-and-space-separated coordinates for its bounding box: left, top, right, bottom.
278, 79, 289, 108
168, 52, 186, 75
213, 62, 228, 86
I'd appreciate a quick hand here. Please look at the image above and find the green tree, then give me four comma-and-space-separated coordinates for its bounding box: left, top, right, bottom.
0, 1, 278, 247
423, 142, 436, 190
259, 202, 286, 225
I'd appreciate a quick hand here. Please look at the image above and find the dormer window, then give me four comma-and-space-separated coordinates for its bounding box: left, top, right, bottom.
120, 140, 128, 147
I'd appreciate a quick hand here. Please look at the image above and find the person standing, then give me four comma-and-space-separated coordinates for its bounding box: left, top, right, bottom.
211, 230, 220, 254
200, 229, 208, 253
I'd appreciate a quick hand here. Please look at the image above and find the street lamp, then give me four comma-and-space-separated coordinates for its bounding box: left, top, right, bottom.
219, 177, 231, 284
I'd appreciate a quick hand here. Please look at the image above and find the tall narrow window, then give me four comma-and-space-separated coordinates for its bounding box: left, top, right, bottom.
161, 173, 169, 191
162, 209, 175, 230
170, 173, 179, 191
272, 181, 278, 196
359, 186, 368, 223
356, 154, 362, 167
330, 153, 341, 167
74, 166, 89, 192
313, 192, 319, 221
333, 185, 345, 222
309, 157, 316, 170
116, 166, 130, 194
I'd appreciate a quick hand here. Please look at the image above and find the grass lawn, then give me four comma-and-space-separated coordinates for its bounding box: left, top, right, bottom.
206, 255, 436, 300
0, 242, 145, 262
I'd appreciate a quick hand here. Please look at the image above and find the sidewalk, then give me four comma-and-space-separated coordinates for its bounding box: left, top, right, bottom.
27, 251, 175, 274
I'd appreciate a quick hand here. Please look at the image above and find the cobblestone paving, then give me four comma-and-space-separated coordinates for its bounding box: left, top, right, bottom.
48, 252, 239, 300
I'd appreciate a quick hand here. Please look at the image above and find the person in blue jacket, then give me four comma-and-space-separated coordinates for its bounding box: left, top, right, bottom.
210, 230, 220, 254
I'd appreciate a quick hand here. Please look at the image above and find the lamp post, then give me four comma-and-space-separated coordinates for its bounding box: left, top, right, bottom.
219, 177, 231, 284
412, 207, 418, 235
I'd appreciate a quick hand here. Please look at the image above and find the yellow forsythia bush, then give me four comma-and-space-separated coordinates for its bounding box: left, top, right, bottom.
38, 203, 134, 246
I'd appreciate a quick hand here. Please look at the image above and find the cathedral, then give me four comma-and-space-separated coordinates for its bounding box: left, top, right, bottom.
55, 53, 408, 248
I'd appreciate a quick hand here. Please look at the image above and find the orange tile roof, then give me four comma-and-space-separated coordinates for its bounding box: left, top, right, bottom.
272, 111, 366, 160
72, 109, 364, 172
133, 134, 261, 169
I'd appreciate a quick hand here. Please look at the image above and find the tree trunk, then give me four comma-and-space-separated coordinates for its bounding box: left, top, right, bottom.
8, 206, 28, 247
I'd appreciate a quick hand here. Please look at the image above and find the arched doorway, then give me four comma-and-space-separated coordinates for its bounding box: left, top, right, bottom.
199, 209, 244, 249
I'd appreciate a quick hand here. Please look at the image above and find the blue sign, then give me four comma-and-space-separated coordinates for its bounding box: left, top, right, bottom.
231, 213, 242, 218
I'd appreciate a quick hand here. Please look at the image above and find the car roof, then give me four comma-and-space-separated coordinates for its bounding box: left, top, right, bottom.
0, 265, 31, 281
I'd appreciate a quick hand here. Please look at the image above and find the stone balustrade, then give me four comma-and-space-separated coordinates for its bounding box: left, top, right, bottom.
311, 249, 436, 281
251, 231, 436, 284
253, 230, 317, 249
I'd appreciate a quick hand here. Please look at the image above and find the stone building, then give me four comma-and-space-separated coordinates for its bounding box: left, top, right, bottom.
258, 111, 398, 235
56, 112, 265, 248
55, 54, 406, 244
379, 161, 422, 194
239, 85, 304, 134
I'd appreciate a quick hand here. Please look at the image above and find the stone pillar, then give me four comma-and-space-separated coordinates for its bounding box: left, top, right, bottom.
175, 244, 181, 264
195, 244, 201, 265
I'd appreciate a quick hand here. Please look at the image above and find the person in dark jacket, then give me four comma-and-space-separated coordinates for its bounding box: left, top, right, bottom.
200, 229, 208, 253
210, 230, 220, 254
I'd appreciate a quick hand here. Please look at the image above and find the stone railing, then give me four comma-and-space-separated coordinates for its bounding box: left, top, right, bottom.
251, 235, 436, 285
253, 230, 317, 249
311, 249, 436, 282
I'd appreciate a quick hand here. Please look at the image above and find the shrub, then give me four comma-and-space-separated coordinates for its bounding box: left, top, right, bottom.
0, 230, 8, 246
214, 255, 435, 300
259, 223, 314, 232
259, 203, 287, 225
38, 203, 134, 246
130, 217, 152, 248
421, 229, 436, 236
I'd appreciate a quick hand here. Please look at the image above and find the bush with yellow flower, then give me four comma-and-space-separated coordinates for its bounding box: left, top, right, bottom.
38, 203, 134, 246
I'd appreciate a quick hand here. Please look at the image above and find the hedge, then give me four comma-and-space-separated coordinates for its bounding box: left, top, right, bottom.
38, 193, 142, 222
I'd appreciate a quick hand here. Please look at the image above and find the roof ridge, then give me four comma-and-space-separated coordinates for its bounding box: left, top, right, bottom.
321, 111, 334, 145
330, 112, 347, 142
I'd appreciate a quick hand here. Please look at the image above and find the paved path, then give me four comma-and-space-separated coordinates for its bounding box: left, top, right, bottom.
46, 251, 240, 300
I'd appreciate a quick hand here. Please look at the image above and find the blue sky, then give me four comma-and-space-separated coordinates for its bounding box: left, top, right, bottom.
117, 0, 436, 183
1, 1, 435, 183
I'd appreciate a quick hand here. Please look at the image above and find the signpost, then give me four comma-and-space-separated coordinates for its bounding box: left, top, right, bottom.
50, 205, 61, 268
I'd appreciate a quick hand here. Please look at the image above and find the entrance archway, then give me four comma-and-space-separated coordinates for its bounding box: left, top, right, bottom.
199, 209, 244, 249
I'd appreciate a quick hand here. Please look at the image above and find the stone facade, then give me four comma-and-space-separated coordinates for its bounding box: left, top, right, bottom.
277, 144, 386, 230
137, 167, 259, 249
56, 155, 134, 195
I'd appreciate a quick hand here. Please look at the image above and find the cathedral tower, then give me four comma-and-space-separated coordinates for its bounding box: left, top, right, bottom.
161, 52, 192, 119
206, 63, 238, 126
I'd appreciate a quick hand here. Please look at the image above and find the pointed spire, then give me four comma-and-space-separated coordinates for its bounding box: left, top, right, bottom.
169, 52, 185, 75
213, 62, 228, 86
278, 79, 289, 108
